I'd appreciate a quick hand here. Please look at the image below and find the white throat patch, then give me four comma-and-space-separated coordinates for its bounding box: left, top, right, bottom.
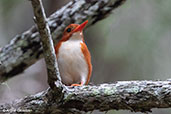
69, 32, 83, 41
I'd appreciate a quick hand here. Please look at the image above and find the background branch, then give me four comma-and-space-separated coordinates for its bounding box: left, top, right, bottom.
0, 0, 126, 83
0, 80, 171, 113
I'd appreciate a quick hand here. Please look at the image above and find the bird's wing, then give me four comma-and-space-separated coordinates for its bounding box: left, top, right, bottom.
55, 42, 62, 57
80, 42, 92, 85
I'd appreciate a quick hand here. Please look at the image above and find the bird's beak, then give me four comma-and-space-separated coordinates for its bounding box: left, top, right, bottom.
74, 20, 88, 32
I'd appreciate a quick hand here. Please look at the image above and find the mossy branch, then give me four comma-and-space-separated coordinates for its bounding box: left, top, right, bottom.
0, 80, 171, 113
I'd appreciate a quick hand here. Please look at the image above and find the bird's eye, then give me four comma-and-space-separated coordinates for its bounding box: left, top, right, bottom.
66, 28, 71, 33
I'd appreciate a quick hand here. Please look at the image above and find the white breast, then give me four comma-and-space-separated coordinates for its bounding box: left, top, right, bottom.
57, 32, 88, 85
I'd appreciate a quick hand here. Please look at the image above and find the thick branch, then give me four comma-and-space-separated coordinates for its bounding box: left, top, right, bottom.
30, 0, 62, 89
1, 81, 171, 113
0, 0, 126, 83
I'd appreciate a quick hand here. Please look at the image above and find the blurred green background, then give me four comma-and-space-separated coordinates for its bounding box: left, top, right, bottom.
0, 0, 171, 114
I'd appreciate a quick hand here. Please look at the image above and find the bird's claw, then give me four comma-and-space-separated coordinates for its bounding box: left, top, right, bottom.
70, 81, 84, 86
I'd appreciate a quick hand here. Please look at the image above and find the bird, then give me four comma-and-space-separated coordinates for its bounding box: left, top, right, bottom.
55, 20, 92, 86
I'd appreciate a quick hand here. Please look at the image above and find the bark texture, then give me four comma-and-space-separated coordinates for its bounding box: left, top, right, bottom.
30, 0, 62, 89
0, 0, 126, 83
0, 81, 171, 113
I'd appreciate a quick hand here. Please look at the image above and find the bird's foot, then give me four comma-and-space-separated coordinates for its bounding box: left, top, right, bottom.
70, 81, 84, 86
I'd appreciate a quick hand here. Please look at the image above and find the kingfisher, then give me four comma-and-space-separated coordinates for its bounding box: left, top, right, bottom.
55, 20, 92, 86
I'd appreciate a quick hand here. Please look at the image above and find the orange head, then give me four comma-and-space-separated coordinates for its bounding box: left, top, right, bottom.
61, 20, 88, 41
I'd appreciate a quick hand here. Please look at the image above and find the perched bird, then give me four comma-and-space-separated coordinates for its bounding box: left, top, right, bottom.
55, 20, 92, 86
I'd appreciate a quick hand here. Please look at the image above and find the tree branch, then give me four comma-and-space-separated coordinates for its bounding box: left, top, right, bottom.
0, 80, 171, 113
0, 0, 126, 83
30, 0, 62, 89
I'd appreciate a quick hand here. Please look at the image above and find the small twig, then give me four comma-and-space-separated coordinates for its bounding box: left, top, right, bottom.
30, 0, 62, 90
